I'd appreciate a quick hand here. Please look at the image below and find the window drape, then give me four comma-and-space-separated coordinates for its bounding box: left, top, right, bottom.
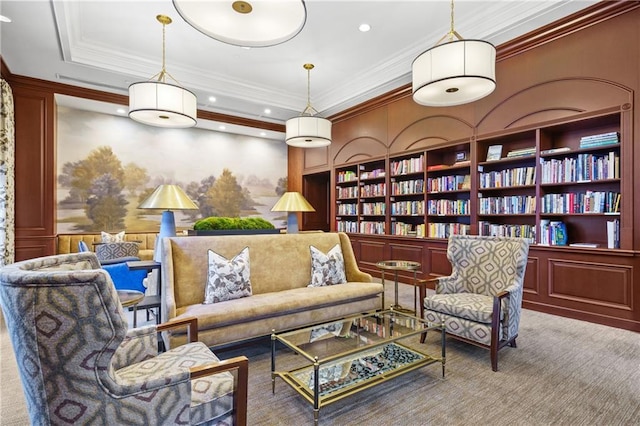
0, 78, 15, 266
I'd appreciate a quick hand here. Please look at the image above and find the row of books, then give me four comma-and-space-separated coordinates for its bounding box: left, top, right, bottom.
478, 195, 536, 215
540, 151, 619, 183
359, 221, 385, 235
360, 168, 385, 180
541, 191, 620, 214
579, 131, 619, 149
337, 170, 357, 183
391, 200, 424, 216
361, 202, 386, 216
427, 199, 470, 216
391, 179, 424, 196
337, 203, 357, 216
335, 220, 358, 233
392, 222, 425, 237
427, 175, 470, 192
427, 223, 471, 238
478, 222, 536, 242
390, 155, 424, 176
360, 183, 386, 198
479, 166, 536, 188
539, 220, 568, 246
336, 186, 358, 199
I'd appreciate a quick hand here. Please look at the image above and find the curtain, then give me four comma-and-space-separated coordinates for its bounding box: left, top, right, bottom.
0, 78, 15, 266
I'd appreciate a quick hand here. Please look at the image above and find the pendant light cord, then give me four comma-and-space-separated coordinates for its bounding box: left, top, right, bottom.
300, 63, 319, 116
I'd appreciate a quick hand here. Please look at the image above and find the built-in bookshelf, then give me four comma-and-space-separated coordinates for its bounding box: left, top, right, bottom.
390, 153, 425, 237
335, 164, 359, 234
425, 144, 471, 238
332, 111, 626, 249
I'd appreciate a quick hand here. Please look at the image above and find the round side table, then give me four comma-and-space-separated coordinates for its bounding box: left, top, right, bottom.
376, 260, 421, 315
117, 289, 145, 308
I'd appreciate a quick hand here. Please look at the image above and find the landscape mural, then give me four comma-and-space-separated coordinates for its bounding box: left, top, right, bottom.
56, 106, 288, 233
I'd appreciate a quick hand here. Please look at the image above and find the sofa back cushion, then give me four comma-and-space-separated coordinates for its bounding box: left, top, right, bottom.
164, 232, 346, 309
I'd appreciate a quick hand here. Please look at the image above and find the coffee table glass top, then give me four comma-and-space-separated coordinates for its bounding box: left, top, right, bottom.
272, 309, 445, 423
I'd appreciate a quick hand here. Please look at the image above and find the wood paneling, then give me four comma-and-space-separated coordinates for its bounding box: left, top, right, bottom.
12, 84, 56, 261
548, 259, 632, 310
523, 257, 540, 296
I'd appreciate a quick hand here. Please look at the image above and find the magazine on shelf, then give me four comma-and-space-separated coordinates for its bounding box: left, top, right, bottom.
486, 145, 503, 161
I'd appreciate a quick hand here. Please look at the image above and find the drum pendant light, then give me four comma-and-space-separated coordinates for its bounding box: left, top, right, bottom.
129, 15, 197, 128
412, 0, 496, 107
285, 64, 332, 148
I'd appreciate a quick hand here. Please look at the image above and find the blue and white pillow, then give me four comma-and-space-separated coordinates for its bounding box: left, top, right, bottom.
308, 244, 347, 287
204, 247, 252, 304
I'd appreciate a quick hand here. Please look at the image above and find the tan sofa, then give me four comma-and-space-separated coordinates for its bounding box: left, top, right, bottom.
161, 232, 383, 348
57, 232, 158, 261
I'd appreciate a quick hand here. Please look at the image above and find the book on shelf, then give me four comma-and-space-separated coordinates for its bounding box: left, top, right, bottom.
486, 145, 503, 161
569, 243, 600, 248
506, 146, 536, 158
540, 147, 570, 155
427, 164, 448, 171
607, 219, 620, 249
579, 132, 620, 149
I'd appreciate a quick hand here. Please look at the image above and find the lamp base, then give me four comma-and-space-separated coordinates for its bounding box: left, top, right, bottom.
154, 210, 176, 262
286, 212, 299, 234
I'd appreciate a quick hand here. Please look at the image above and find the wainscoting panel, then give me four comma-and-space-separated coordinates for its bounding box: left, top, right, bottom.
548, 258, 632, 310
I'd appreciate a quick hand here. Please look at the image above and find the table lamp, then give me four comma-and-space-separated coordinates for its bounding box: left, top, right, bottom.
271, 192, 315, 233
138, 184, 198, 261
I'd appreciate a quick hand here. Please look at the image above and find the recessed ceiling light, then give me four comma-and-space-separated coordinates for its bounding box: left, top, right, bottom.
208, 96, 217, 102
358, 23, 371, 32
116, 108, 126, 114
219, 125, 226, 130
260, 132, 266, 137
0, 15, 12, 23
264, 108, 271, 114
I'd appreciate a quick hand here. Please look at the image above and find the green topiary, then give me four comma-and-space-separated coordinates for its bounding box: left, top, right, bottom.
193, 216, 275, 231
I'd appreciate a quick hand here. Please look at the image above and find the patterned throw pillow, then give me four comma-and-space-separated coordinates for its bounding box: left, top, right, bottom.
204, 247, 252, 304
101, 231, 125, 243
308, 244, 347, 287
95, 241, 140, 261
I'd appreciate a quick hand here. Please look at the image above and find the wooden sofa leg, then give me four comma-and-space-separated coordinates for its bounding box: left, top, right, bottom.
420, 331, 427, 343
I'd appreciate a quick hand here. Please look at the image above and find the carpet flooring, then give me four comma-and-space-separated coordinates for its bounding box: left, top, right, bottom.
2, 283, 639, 425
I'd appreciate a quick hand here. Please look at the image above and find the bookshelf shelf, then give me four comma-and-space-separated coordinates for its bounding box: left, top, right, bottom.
332, 111, 625, 249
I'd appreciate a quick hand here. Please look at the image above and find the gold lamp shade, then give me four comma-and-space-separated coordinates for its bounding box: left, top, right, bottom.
271, 192, 315, 233
138, 184, 198, 210
138, 184, 198, 261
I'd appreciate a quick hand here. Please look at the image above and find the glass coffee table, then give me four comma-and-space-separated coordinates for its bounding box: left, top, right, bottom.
271, 309, 445, 425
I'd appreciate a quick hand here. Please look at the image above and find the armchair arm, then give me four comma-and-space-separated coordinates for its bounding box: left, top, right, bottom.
157, 316, 199, 343
190, 356, 249, 426
434, 275, 462, 294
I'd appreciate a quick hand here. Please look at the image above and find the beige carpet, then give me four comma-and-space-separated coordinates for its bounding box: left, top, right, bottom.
2, 283, 640, 425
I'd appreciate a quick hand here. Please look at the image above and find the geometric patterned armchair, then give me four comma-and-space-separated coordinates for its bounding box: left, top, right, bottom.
0, 252, 248, 425
423, 235, 530, 371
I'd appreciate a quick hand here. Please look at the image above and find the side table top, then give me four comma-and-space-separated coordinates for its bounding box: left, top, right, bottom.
117, 289, 145, 307
376, 260, 421, 271
126, 260, 161, 270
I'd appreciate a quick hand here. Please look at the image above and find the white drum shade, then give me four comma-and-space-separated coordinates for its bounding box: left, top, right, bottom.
172, 0, 307, 48
285, 116, 332, 148
412, 39, 496, 107
129, 81, 197, 128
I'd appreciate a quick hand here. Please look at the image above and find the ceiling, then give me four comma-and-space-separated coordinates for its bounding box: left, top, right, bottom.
0, 0, 598, 138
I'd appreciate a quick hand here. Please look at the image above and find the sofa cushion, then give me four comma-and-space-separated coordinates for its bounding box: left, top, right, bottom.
175, 282, 382, 332
101, 231, 126, 243
308, 244, 347, 287
204, 247, 252, 304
